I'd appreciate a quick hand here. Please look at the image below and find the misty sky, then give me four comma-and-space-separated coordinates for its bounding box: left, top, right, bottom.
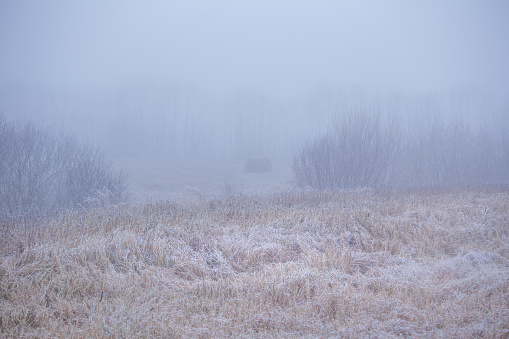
1, 0, 509, 98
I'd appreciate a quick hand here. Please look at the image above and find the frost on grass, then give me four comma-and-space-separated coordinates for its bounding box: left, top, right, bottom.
1, 189, 508, 337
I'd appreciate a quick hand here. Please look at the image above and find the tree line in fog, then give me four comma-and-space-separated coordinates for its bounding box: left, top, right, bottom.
2, 85, 506, 161
1, 86, 508, 215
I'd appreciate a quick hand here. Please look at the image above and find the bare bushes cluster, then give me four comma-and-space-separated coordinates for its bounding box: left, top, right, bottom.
399, 121, 509, 188
0, 114, 128, 216
294, 112, 509, 189
293, 113, 399, 190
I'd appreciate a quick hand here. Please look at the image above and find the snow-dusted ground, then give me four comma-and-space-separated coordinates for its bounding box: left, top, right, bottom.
115, 157, 294, 202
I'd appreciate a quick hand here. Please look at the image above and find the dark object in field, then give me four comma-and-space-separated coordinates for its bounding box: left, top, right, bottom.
244, 158, 272, 173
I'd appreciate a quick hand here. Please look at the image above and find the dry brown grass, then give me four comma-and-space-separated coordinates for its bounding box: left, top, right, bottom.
1, 188, 508, 338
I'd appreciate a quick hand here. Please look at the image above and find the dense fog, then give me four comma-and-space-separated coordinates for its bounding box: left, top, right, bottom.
1, 86, 508, 162
2, 4, 509, 337
1, 1, 508, 175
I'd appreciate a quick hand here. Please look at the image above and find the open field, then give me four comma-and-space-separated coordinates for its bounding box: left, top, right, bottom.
114, 158, 293, 202
1, 188, 509, 337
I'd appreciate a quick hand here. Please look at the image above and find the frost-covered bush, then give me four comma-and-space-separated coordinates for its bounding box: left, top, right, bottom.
293, 112, 509, 190
57, 137, 128, 209
0, 113, 128, 215
401, 122, 508, 187
293, 112, 399, 190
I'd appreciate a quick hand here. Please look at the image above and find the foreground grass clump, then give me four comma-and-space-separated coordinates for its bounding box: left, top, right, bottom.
1, 189, 508, 338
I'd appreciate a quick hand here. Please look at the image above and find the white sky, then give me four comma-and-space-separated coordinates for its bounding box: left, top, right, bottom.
1, 0, 508, 97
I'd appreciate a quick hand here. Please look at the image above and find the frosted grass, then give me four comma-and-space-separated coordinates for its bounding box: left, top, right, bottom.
1, 188, 508, 337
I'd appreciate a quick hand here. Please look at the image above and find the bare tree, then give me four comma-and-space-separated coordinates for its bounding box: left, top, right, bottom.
1, 122, 61, 213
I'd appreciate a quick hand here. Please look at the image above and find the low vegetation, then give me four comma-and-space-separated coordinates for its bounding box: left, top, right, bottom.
1, 188, 508, 337
0, 113, 128, 215
293, 113, 509, 190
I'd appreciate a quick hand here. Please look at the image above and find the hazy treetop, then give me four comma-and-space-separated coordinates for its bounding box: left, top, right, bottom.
1, 0, 508, 97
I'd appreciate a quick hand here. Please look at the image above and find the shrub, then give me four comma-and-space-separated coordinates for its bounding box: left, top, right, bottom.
0, 114, 128, 215
293, 112, 399, 190
401, 121, 508, 188
293, 112, 509, 190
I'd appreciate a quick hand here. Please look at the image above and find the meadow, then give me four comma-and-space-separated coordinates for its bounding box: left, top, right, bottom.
114, 158, 293, 202
1, 187, 508, 337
